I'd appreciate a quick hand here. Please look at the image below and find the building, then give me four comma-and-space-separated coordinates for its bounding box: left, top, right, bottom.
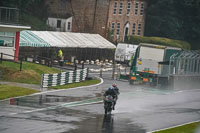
45, 0, 109, 36
0, 7, 30, 61
45, 0, 147, 42
45, 0, 73, 32
47, 17, 72, 32
107, 0, 147, 42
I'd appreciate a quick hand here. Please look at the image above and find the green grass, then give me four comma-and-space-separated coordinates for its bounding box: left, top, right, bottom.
154, 122, 200, 133
128, 36, 191, 49
0, 61, 60, 84
49, 79, 101, 89
0, 84, 39, 100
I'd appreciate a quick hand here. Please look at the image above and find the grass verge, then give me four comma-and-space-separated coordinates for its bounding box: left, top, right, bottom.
154, 122, 200, 133
0, 84, 39, 100
128, 36, 191, 49
0, 61, 60, 84
49, 79, 101, 89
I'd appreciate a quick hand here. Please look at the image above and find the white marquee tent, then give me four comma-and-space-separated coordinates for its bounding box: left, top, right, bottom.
20, 30, 116, 49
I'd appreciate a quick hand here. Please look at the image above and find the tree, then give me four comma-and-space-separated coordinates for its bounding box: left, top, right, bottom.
145, 0, 200, 49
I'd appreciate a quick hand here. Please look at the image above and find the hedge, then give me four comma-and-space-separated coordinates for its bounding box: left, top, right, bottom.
127, 36, 191, 49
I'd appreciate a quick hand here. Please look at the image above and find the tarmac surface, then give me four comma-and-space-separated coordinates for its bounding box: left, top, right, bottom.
0, 72, 200, 133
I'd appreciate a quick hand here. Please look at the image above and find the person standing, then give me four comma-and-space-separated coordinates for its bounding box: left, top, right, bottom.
58, 49, 64, 66
58, 49, 63, 60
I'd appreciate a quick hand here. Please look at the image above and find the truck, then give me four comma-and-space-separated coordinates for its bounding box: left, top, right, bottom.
115, 43, 138, 65
129, 43, 181, 86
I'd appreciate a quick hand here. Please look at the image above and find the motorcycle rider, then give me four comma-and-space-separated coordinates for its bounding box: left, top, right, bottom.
111, 83, 120, 109
104, 84, 119, 110
112, 83, 120, 95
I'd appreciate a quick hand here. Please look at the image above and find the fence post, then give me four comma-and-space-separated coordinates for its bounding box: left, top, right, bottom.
82, 62, 84, 69
86, 68, 89, 78
74, 62, 77, 70
41, 74, 44, 90
47, 59, 50, 67
0, 53, 3, 63
100, 63, 103, 78
20, 57, 22, 71
112, 59, 116, 79
0, 71, 2, 80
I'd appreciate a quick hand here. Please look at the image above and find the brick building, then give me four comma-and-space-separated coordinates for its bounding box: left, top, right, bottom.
107, 0, 147, 42
45, 0, 147, 42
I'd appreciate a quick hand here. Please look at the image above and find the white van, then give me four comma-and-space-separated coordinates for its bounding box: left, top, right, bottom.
115, 43, 138, 65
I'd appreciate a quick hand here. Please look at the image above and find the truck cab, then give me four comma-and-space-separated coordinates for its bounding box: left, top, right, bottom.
129, 43, 181, 85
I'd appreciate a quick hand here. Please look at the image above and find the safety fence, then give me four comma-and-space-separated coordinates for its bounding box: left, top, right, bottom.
167, 50, 200, 89
41, 68, 88, 88
0, 53, 23, 71
169, 50, 200, 75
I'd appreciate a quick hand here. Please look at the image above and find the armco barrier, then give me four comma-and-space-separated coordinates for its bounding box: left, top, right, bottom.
41, 68, 88, 88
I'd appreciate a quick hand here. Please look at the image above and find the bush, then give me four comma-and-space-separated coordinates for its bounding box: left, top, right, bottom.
128, 36, 191, 49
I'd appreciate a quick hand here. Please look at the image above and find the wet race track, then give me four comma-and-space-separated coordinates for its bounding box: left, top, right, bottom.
0, 76, 200, 133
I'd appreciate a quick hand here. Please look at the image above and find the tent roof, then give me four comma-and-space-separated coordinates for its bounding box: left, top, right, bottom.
20, 31, 50, 47
20, 30, 116, 49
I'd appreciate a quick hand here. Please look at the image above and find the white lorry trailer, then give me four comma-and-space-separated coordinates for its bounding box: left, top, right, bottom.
115, 43, 138, 65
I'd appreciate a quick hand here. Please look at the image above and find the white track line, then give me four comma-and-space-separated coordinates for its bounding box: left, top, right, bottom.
6, 100, 103, 116
146, 120, 200, 133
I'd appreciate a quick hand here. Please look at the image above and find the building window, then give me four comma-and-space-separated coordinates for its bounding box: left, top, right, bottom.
111, 22, 115, 30
57, 20, 61, 28
140, 3, 144, 16
67, 22, 71, 30
126, 2, 131, 16
113, 2, 118, 15
135, 2, 139, 15
137, 24, 141, 36
0, 32, 15, 47
116, 22, 120, 35
132, 23, 136, 35
119, 2, 123, 15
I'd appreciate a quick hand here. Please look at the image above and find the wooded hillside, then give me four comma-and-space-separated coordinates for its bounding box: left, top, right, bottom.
145, 0, 200, 49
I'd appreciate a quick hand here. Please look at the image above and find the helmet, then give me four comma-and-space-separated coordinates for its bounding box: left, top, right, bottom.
112, 83, 116, 87
108, 87, 113, 91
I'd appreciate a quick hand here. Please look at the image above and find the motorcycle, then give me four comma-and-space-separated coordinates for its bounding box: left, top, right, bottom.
104, 95, 114, 115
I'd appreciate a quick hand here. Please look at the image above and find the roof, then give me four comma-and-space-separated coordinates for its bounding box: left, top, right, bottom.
20, 31, 50, 47
0, 24, 31, 32
139, 43, 182, 50
20, 30, 116, 49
